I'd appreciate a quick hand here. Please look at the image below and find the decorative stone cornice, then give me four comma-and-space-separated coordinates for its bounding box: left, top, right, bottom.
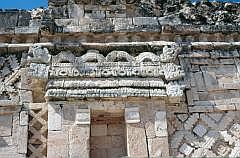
26, 44, 185, 102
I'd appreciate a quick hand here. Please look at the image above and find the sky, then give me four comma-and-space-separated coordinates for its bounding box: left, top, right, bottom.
0, 0, 239, 10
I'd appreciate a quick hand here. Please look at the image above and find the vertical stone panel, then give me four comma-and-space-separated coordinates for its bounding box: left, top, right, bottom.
17, 125, 28, 154
47, 130, 69, 158
69, 125, 90, 158
155, 111, 168, 137
126, 123, 148, 157
48, 104, 62, 131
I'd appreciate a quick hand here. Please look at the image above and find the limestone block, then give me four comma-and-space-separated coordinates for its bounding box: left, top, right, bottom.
20, 90, 33, 103
179, 143, 194, 156
19, 111, 28, 126
69, 125, 90, 158
0, 115, 12, 136
213, 104, 236, 112
15, 26, 39, 34
68, 4, 84, 18
202, 71, 218, 90
193, 124, 207, 137
125, 107, 140, 124
48, 104, 62, 131
91, 149, 107, 158
194, 72, 205, 92
17, 125, 28, 154
155, 111, 168, 137
91, 124, 107, 136
47, 130, 69, 158
107, 148, 126, 158
113, 18, 133, 31
107, 124, 124, 136
75, 109, 90, 125
91, 136, 112, 149
20, 68, 32, 90
126, 124, 148, 157
111, 135, 125, 148
148, 137, 169, 158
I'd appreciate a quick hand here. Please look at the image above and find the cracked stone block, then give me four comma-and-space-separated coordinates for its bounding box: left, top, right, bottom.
193, 124, 207, 137
179, 143, 194, 156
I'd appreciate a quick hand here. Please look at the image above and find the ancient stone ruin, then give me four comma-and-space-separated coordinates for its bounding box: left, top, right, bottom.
0, 0, 240, 157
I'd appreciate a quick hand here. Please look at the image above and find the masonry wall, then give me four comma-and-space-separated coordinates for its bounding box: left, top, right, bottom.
0, 1, 240, 157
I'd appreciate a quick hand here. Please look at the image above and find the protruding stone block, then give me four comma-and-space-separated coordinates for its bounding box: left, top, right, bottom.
19, 111, 28, 126
193, 124, 207, 137
155, 111, 168, 137
75, 109, 90, 125
125, 107, 140, 124
179, 143, 194, 156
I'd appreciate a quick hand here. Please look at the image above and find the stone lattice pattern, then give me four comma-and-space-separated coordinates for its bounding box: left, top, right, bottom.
168, 111, 240, 157
27, 104, 48, 158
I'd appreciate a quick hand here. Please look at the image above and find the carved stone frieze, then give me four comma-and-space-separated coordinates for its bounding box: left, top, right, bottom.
29, 44, 187, 102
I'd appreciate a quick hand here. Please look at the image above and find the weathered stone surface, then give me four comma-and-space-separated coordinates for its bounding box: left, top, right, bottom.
2, 1, 240, 158
0, 115, 12, 137
179, 143, 194, 156
48, 104, 62, 131
155, 111, 168, 137
47, 130, 69, 158
69, 125, 90, 158
126, 124, 148, 157
91, 124, 107, 136
125, 107, 140, 124
19, 111, 28, 126
148, 137, 169, 158
17, 125, 28, 154
193, 124, 207, 137
75, 109, 90, 125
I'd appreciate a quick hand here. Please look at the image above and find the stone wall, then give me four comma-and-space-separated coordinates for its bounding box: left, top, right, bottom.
0, 1, 240, 158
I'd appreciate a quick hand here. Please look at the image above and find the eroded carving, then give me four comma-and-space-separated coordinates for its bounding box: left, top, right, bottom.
0, 56, 21, 105
26, 45, 185, 102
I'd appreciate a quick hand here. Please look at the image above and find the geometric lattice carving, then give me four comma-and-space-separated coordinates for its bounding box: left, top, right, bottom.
27, 104, 48, 158
168, 111, 240, 157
